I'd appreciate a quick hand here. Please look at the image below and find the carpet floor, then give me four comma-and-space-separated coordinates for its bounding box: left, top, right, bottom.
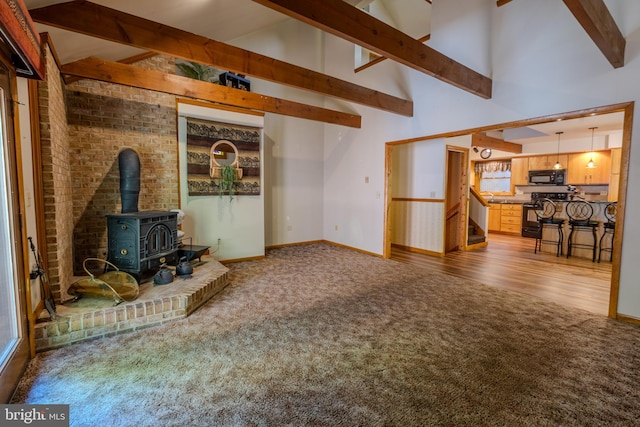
11, 243, 640, 426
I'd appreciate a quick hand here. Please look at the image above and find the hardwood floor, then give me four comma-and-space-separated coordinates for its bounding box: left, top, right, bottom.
391, 233, 612, 316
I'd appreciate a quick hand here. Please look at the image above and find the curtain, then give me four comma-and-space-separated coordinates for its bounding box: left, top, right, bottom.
474, 160, 511, 174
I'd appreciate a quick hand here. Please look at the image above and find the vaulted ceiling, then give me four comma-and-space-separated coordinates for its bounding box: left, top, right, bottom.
21, 0, 626, 136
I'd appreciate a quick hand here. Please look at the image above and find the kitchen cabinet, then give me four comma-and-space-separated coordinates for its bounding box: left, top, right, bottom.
510, 157, 529, 187
608, 176, 620, 202
500, 204, 522, 234
608, 148, 622, 202
567, 151, 611, 184
528, 155, 567, 171
489, 203, 522, 234
610, 148, 622, 174
488, 204, 501, 231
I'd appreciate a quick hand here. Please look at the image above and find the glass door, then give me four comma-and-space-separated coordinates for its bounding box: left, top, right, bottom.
0, 61, 30, 403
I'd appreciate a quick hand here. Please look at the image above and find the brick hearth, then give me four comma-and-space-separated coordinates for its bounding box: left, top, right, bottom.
34, 256, 228, 352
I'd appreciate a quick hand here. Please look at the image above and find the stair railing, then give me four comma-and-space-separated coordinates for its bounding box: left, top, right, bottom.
468, 187, 489, 247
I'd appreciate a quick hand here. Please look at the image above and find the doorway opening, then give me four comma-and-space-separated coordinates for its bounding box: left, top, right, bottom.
445, 147, 468, 253
384, 102, 633, 319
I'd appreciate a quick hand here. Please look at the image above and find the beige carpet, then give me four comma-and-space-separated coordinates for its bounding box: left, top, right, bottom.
11, 243, 640, 426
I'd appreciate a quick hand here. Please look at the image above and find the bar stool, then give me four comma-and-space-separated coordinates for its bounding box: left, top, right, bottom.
566, 200, 599, 262
534, 198, 564, 257
598, 202, 617, 262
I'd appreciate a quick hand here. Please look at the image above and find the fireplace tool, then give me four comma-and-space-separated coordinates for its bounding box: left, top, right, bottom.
68, 258, 139, 305
28, 236, 56, 320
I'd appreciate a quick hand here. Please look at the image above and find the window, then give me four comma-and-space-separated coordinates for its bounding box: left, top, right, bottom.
0, 63, 30, 403
479, 170, 511, 192
0, 85, 19, 366
475, 161, 511, 193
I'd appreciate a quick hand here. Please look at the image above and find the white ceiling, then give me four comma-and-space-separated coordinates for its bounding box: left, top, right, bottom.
503, 112, 625, 144
23, 0, 289, 63
22, 0, 625, 147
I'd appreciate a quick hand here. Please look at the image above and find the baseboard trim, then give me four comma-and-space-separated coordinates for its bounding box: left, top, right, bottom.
615, 314, 640, 326
391, 243, 443, 257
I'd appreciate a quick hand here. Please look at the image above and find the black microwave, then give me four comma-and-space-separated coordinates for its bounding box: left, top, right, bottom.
528, 169, 566, 185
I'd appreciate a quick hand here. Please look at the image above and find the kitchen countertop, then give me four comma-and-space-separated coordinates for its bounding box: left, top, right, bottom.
488, 199, 528, 204
486, 199, 614, 222
486, 198, 613, 204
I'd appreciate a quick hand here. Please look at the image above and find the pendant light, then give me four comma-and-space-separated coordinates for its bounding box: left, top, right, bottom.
586, 127, 597, 168
553, 131, 563, 169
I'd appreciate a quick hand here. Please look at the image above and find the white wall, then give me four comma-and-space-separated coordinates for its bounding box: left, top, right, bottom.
231, 20, 327, 247
16, 78, 40, 311
230, 1, 640, 318
263, 114, 325, 245
389, 139, 447, 252
392, 139, 446, 199
177, 103, 265, 261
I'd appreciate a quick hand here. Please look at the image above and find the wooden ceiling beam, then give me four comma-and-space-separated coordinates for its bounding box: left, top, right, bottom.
563, 0, 625, 68
61, 57, 362, 128
251, 0, 492, 99
355, 35, 430, 74
63, 51, 158, 85
472, 133, 522, 154
29, 0, 412, 117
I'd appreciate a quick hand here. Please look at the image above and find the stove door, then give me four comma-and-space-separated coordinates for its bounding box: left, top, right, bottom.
521, 204, 540, 238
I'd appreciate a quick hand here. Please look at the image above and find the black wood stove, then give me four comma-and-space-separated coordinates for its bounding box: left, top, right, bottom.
107, 211, 179, 279
106, 149, 179, 279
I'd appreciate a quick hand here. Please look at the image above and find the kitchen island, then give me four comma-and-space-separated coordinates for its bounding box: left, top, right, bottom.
536, 200, 615, 261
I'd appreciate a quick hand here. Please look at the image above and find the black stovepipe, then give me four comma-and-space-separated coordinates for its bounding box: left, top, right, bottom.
118, 148, 141, 213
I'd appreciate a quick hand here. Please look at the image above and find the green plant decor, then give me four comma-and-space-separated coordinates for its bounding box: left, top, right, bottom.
175, 61, 219, 83
219, 164, 237, 201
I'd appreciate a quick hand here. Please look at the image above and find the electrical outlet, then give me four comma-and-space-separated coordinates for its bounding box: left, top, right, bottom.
335, 225, 338, 231
287, 225, 293, 231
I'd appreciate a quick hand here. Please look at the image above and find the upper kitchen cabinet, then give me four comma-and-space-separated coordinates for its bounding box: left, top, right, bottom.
610, 148, 622, 175
510, 157, 529, 188
528, 154, 568, 171
567, 151, 611, 184
608, 148, 622, 202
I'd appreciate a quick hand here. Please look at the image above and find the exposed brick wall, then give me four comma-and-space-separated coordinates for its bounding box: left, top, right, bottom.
65, 55, 180, 275
39, 45, 74, 302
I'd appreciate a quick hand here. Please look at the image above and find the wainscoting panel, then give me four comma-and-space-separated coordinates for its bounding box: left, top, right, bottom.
391, 200, 444, 253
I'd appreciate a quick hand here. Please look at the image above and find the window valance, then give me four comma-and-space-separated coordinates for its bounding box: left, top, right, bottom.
475, 160, 511, 174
